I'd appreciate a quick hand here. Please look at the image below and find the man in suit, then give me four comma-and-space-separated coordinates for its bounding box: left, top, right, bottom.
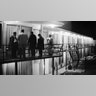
18, 29, 28, 58
28, 31, 37, 57
37, 34, 44, 57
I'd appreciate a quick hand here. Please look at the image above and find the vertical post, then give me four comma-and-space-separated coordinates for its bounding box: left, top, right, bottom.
40, 24, 43, 35
3, 45, 4, 61
44, 59, 45, 75
61, 44, 63, 68
0, 63, 3, 75
0, 23, 2, 48
65, 45, 67, 71
15, 61, 18, 75
56, 61, 58, 75
62, 44, 63, 57
52, 57, 54, 75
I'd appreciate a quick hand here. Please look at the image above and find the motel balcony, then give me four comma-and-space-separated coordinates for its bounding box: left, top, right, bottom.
0, 44, 94, 75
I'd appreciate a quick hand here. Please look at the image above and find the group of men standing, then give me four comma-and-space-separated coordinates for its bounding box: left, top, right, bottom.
9, 29, 44, 59
28, 30, 44, 57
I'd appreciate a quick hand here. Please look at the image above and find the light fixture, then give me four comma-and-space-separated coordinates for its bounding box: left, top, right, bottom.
44, 23, 64, 29
4, 21, 19, 24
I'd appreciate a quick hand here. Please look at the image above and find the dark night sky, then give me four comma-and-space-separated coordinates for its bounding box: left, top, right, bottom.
61, 21, 96, 39
71, 21, 96, 39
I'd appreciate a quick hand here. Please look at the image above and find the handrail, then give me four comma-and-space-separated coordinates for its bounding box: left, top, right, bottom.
0, 44, 63, 63
0, 55, 63, 64
0, 44, 94, 64
0, 44, 94, 75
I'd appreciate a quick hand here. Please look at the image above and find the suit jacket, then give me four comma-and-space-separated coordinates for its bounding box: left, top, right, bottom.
9, 36, 18, 49
38, 37, 44, 50
18, 33, 28, 47
28, 34, 37, 48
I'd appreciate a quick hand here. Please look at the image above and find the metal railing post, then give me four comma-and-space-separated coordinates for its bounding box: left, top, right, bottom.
44, 59, 45, 75
3, 45, 4, 61
0, 63, 3, 75
15, 61, 18, 75
65, 46, 68, 71
56, 62, 58, 75
52, 57, 54, 75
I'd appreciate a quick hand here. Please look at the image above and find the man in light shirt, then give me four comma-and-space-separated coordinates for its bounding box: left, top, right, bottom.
47, 34, 53, 56
18, 29, 28, 58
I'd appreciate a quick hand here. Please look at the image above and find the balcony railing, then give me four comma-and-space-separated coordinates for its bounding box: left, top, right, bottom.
0, 44, 94, 63
0, 44, 63, 63
0, 44, 94, 75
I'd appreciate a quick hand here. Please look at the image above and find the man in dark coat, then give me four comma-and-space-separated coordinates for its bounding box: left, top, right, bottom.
37, 34, 44, 57
9, 32, 18, 58
28, 31, 37, 57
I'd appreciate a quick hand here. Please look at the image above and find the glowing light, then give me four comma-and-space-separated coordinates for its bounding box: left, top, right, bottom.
64, 32, 72, 36
49, 24, 58, 28
44, 23, 63, 28
4, 21, 20, 24
72, 34, 77, 38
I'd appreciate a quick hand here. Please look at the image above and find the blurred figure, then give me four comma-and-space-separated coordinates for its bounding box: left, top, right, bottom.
47, 34, 53, 56
74, 44, 79, 69
9, 32, 18, 58
28, 31, 37, 57
37, 34, 44, 57
93, 44, 96, 55
18, 29, 28, 58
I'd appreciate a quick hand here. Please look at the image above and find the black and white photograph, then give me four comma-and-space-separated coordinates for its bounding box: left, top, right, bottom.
1, 0, 96, 96
0, 21, 96, 75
